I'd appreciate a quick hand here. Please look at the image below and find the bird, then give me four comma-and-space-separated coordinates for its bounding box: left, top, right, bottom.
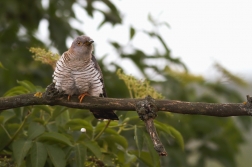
52, 35, 118, 120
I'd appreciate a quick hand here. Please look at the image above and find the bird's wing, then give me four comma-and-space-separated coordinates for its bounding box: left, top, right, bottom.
91, 54, 107, 97
90, 54, 118, 120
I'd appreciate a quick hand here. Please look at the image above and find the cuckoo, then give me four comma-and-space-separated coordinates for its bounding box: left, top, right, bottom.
52, 35, 118, 120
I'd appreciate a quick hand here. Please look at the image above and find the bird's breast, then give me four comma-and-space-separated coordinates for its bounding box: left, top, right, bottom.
72, 61, 103, 96
53, 54, 103, 96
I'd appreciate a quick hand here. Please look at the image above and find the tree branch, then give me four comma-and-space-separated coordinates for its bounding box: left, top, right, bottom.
1, 92, 252, 117
136, 95, 167, 156
1, 85, 252, 156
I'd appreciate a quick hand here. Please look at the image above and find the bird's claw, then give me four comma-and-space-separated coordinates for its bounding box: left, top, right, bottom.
78, 93, 89, 103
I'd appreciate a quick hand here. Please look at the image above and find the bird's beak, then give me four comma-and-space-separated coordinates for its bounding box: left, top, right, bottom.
87, 40, 94, 45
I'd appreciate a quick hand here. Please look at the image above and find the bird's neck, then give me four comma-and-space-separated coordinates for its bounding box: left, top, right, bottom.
68, 49, 92, 62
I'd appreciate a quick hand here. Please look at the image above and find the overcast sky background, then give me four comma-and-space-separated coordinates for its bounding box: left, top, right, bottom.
39, 0, 252, 81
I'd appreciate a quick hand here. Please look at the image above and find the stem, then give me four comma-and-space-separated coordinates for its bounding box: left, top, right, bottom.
4, 113, 30, 148
93, 120, 111, 141
0, 124, 12, 139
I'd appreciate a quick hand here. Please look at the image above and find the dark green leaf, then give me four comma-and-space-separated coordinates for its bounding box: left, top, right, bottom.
38, 132, 72, 146
12, 139, 33, 167
50, 106, 68, 120
94, 121, 118, 136
83, 140, 102, 159
0, 125, 11, 150
5, 123, 20, 136
130, 26, 135, 40
74, 143, 86, 167
144, 133, 160, 167
129, 150, 153, 167
30, 142, 47, 167
28, 122, 45, 140
124, 151, 136, 165
3, 86, 29, 97
0, 116, 4, 123
46, 123, 58, 132
0, 61, 7, 70
134, 125, 144, 156
45, 144, 66, 167
101, 134, 128, 149
55, 109, 70, 126
66, 119, 93, 137
109, 41, 121, 50
0, 110, 16, 124
17, 80, 37, 92
155, 121, 184, 150
34, 105, 53, 116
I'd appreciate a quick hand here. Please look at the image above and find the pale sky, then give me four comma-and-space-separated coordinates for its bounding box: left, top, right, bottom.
38, 0, 252, 80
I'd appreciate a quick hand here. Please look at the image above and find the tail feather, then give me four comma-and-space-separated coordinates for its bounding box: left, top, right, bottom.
90, 109, 119, 120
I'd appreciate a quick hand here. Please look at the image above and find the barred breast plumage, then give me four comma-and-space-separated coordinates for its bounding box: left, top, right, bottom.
52, 35, 118, 120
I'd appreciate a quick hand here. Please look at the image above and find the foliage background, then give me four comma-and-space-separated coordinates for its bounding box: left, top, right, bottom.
0, 0, 252, 167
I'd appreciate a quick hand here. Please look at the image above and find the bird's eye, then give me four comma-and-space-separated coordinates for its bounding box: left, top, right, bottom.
77, 42, 81, 45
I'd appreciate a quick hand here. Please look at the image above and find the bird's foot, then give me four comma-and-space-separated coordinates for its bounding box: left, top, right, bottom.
78, 92, 89, 103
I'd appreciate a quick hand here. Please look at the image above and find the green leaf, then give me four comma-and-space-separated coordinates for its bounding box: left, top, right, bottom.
3, 86, 29, 96
83, 140, 102, 159
0, 61, 7, 70
50, 106, 68, 120
45, 144, 66, 167
66, 118, 93, 137
12, 139, 33, 167
28, 122, 45, 140
129, 150, 153, 167
0, 116, 4, 124
17, 80, 37, 92
74, 143, 86, 167
124, 151, 136, 165
55, 109, 70, 126
30, 142, 47, 167
5, 123, 20, 136
110, 41, 121, 49
94, 121, 118, 136
101, 134, 128, 149
134, 125, 144, 156
34, 105, 53, 116
155, 121, 184, 150
71, 131, 82, 142
46, 123, 58, 132
0, 110, 16, 124
38, 132, 72, 146
0, 125, 11, 150
130, 26, 135, 40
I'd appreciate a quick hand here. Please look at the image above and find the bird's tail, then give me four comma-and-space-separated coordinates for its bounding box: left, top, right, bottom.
90, 109, 119, 120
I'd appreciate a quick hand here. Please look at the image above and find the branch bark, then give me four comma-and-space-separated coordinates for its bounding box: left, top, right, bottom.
1, 86, 251, 157
1, 92, 252, 117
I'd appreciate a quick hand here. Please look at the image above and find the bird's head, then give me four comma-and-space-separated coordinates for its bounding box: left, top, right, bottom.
69, 35, 94, 59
